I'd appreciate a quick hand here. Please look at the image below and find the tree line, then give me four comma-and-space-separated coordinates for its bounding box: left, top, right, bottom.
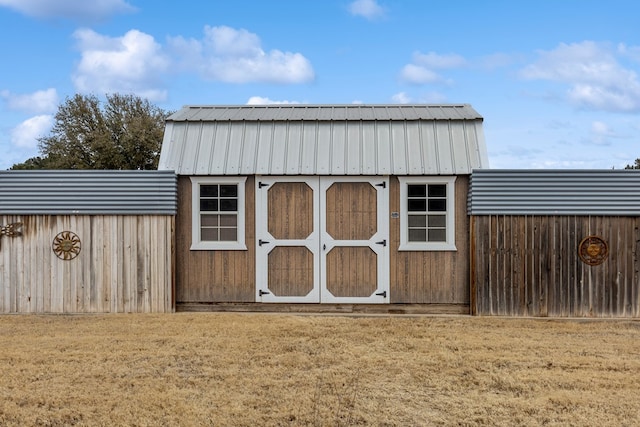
11, 93, 172, 170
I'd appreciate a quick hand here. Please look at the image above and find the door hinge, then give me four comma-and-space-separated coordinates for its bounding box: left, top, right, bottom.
375, 182, 386, 188
376, 239, 387, 247
258, 181, 270, 188
259, 289, 270, 296
259, 239, 270, 246
375, 291, 387, 298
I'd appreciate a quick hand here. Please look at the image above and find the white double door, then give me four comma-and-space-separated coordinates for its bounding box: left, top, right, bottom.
256, 176, 389, 303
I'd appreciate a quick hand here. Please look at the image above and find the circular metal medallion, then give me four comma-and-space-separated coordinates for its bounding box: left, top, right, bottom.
53, 231, 81, 260
578, 235, 608, 266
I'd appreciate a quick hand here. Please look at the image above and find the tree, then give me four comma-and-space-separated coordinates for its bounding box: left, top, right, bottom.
10, 156, 52, 170
625, 158, 640, 170
12, 93, 171, 170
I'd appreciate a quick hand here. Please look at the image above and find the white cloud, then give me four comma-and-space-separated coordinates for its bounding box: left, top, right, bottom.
72, 29, 169, 101
400, 64, 444, 85
0, 0, 134, 21
246, 97, 301, 105
1, 88, 58, 113
520, 41, 640, 112
617, 43, 640, 63
348, 0, 385, 20
168, 26, 315, 84
587, 120, 621, 145
391, 92, 411, 103
11, 115, 53, 148
399, 51, 466, 85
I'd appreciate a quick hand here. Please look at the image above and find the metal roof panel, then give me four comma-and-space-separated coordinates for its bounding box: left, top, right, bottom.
0, 170, 177, 215
166, 104, 483, 122
159, 104, 488, 175
468, 169, 640, 215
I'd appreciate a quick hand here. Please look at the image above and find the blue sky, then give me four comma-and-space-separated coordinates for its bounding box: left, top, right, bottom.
1, 0, 639, 170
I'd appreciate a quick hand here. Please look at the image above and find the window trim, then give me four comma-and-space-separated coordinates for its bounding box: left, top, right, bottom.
190, 176, 247, 250
398, 176, 457, 251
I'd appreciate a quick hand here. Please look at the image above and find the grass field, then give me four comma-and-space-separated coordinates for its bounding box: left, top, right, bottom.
1, 313, 639, 426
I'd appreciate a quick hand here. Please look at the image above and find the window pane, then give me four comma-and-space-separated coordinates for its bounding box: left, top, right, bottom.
201, 228, 219, 241
408, 199, 427, 212
201, 214, 218, 226
200, 185, 218, 197
408, 184, 426, 197
408, 229, 427, 242
428, 229, 446, 242
428, 185, 446, 197
220, 185, 238, 197
219, 228, 238, 241
200, 199, 219, 211
219, 214, 237, 226
408, 215, 426, 227
428, 199, 446, 212
220, 199, 238, 211
428, 215, 446, 227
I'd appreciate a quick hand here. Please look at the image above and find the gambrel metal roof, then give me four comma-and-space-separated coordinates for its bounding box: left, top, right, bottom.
468, 169, 640, 215
159, 104, 489, 175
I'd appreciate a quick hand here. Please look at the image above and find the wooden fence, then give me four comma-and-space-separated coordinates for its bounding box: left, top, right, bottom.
0, 214, 174, 313
471, 215, 640, 317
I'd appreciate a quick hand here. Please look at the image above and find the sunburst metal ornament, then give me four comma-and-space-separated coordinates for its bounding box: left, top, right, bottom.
578, 235, 608, 266
0, 222, 23, 250
53, 231, 81, 260
0, 222, 23, 237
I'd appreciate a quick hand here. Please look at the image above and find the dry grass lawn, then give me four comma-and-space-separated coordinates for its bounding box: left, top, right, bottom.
1, 313, 639, 426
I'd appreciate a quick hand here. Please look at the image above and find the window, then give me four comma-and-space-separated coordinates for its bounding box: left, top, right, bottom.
190, 177, 247, 250
398, 176, 456, 251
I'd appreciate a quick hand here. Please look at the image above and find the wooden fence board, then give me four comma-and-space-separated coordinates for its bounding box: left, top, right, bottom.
0, 214, 173, 313
472, 215, 640, 317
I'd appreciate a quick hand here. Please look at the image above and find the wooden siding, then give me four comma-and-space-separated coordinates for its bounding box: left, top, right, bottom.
177, 175, 470, 307
175, 176, 256, 302
0, 214, 173, 313
471, 215, 640, 317
389, 176, 470, 305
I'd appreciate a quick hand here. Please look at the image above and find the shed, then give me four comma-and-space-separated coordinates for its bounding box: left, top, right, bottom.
468, 169, 640, 317
0, 170, 177, 313
159, 104, 489, 313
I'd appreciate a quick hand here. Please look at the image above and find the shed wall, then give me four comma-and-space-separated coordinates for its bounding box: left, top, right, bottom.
175, 175, 470, 307
390, 176, 470, 305
471, 215, 640, 317
0, 214, 174, 313
175, 176, 256, 302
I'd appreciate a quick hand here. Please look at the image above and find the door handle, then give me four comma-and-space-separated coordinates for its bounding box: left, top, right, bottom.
323, 244, 326, 251
376, 239, 387, 247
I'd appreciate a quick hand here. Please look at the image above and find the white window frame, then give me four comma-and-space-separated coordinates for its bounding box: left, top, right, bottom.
398, 176, 457, 251
190, 176, 247, 251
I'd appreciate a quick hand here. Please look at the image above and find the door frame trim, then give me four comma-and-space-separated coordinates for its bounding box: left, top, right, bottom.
255, 176, 320, 303
319, 176, 390, 303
